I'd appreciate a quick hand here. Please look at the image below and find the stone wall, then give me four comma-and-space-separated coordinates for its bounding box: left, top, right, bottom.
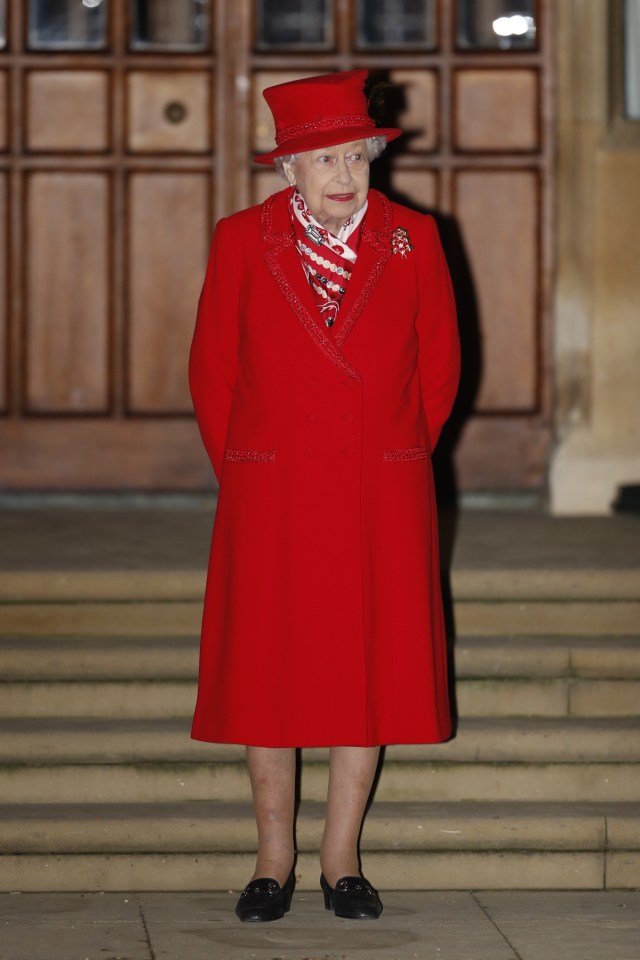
551, 0, 640, 513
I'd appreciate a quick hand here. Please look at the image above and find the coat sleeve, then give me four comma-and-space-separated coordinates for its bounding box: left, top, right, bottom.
415, 215, 461, 451
189, 216, 240, 484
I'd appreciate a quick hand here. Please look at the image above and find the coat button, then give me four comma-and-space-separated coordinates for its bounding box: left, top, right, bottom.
339, 412, 353, 422
306, 412, 318, 423
307, 377, 318, 387
305, 446, 315, 458
341, 378, 356, 389
340, 446, 355, 456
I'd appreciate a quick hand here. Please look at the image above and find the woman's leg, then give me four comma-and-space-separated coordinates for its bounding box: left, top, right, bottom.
320, 746, 381, 886
246, 746, 296, 886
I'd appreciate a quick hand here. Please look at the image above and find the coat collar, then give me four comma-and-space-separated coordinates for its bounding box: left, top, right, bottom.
260, 187, 393, 380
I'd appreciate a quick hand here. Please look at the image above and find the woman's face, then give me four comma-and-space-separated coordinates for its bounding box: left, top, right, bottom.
284, 140, 369, 233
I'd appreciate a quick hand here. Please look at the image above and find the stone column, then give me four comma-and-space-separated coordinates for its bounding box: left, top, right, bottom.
550, 0, 640, 513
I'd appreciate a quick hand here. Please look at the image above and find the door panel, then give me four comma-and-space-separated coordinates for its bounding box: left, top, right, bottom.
256, 0, 334, 49
391, 169, 440, 209
454, 69, 539, 152
27, 0, 107, 50
356, 0, 437, 49
25, 172, 110, 413
454, 417, 548, 489
456, 0, 537, 51
389, 69, 440, 153
253, 168, 283, 205
130, 0, 211, 51
0, 172, 6, 410
26, 70, 110, 152
126, 71, 211, 153
454, 169, 538, 411
127, 172, 210, 413
0, 420, 210, 487
0, 70, 7, 150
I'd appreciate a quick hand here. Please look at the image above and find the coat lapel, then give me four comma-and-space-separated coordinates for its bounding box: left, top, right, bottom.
334, 194, 392, 348
275, 241, 324, 324
261, 187, 393, 380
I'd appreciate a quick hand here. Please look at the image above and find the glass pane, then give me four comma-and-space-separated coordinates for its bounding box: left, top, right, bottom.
0, 0, 6, 50
625, 0, 640, 119
457, 0, 537, 50
28, 0, 107, 50
357, 0, 436, 49
131, 0, 210, 51
256, 0, 332, 50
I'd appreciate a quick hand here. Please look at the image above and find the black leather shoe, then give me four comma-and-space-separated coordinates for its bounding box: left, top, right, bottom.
320, 873, 382, 919
235, 869, 295, 922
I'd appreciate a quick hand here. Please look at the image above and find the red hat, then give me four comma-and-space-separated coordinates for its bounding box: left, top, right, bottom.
254, 69, 402, 165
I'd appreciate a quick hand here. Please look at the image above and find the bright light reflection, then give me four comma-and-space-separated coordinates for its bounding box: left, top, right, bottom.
510, 15, 530, 35
82, 0, 103, 8
492, 14, 536, 38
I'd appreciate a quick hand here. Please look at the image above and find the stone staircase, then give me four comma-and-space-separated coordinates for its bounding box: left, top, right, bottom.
0, 520, 639, 892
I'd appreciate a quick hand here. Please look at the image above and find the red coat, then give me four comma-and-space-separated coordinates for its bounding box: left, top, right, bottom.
189, 186, 460, 747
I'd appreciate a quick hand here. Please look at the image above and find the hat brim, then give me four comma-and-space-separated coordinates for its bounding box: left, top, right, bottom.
254, 126, 402, 165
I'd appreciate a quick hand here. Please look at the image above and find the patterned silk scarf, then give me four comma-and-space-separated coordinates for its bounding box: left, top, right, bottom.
289, 187, 367, 329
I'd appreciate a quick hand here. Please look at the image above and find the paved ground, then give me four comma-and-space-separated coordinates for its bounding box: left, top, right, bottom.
1, 891, 639, 960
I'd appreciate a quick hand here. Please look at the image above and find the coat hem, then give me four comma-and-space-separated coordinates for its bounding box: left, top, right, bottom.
190, 729, 453, 748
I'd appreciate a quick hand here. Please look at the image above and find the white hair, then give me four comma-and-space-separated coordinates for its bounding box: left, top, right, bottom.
273, 135, 387, 179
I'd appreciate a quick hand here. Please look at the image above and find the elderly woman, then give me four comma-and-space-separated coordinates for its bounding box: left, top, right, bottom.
189, 70, 459, 922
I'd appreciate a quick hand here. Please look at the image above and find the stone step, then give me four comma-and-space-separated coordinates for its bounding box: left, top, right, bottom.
2, 800, 637, 853
3, 849, 634, 892
2, 635, 639, 680
0, 800, 638, 892
2, 717, 638, 764
453, 636, 640, 679
2, 676, 639, 719
3, 760, 637, 805
1, 599, 639, 636
1, 566, 639, 602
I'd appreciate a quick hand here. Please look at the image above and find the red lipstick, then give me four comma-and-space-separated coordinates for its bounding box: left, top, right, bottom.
327, 193, 355, 202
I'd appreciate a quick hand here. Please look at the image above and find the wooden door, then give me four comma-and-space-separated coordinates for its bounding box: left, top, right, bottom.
0, 0, 218, 487
0, 0, 553, 490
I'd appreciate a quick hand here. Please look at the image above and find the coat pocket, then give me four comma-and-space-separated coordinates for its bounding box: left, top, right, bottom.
383, 446, 429, 462
224, 448, 276, 463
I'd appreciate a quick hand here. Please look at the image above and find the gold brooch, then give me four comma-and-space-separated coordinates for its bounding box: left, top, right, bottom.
392, 227, 413, 258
